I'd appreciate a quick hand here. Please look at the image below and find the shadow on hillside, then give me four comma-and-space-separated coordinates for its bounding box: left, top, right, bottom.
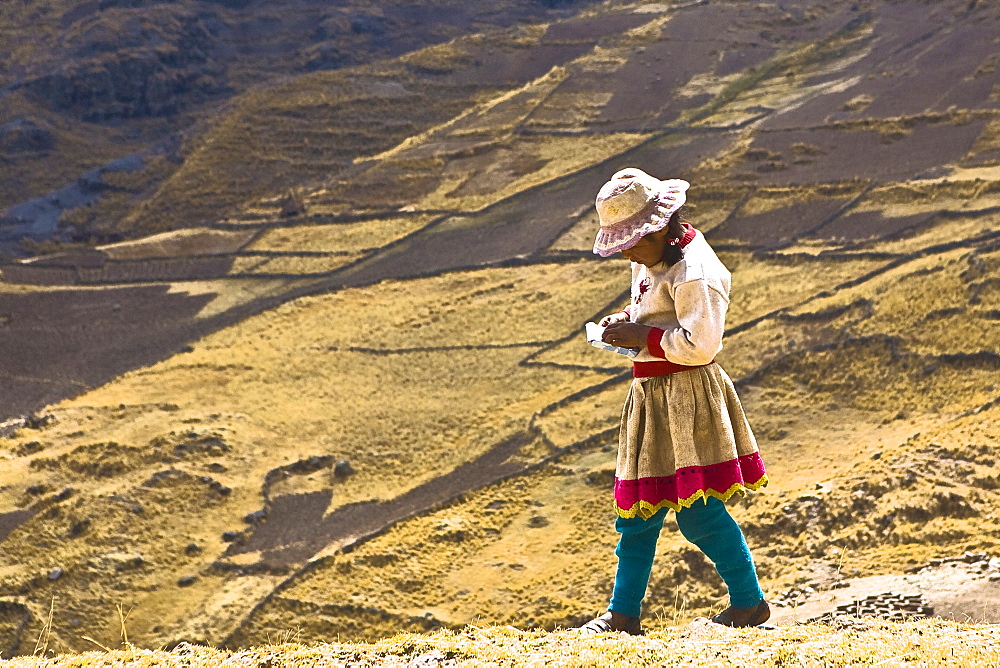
0, 286, 215, 418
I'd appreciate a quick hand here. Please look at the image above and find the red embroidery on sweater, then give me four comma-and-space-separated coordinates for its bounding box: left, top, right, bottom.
634, 278, 650, 304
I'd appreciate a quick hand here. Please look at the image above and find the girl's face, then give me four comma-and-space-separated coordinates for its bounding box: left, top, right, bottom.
621, 229, 669, 266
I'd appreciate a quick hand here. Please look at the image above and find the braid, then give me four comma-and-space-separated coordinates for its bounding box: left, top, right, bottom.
661, 207, 688, 266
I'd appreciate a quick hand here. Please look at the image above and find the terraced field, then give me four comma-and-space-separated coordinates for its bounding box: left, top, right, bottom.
2, 0, 1000, 658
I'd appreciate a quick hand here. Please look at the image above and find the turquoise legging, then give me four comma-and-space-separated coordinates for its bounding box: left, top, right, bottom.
609, 497, 763, 618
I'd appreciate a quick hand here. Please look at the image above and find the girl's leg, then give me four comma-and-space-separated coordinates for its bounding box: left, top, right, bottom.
609, 506, 669, 618
674, 497, 763, 609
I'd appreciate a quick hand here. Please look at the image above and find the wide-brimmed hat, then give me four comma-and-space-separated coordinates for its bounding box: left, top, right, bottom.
592, 168, 689, 257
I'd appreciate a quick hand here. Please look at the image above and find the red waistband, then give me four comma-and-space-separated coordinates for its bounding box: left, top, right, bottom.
632, 360, 714, 378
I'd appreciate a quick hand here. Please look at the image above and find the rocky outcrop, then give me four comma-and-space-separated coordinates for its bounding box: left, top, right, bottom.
815, 593, 934, 622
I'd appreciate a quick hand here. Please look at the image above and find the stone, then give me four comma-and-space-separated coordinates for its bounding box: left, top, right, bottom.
177, 576, 197, 587
244, 510, 267, 524
69, 519, 91, 537
25, 413, 55, 429
433, 517, 467, 542
405, 649, 449, 668
48, 568, 63, 581
94, 552, 144, 572
279, 190, 306, 217
334, 459, 355, 478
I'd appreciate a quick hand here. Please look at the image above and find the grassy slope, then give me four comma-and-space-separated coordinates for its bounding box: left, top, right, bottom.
0, 259, 625, 651
5, 619, 1000, 667
228, 214, 1000, 646
2, 0, 1000, 661
0, 0, 603, 230
4, 215, 998, 653
217, 0, 1000, 646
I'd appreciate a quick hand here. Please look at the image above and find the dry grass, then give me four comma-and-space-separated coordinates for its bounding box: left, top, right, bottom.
6, 619, 1000, 667
229, 237, 1000, 647
5, 0, 1000, 661
681, 19, 874, 129
97, 229, 255, 260
410, 133, 650, 212
737, 184, 864, 218
0, 259, 624, 652
5, 225, 1000, 653
116, 60, 505, 233
864, 211, 1000, 255
968, 118, 1000, 160
854, 180, 999, 214
230, 255, 357, 276
0, 0, 586, 236
245, 216, 438, 254
58, 156, 182, 240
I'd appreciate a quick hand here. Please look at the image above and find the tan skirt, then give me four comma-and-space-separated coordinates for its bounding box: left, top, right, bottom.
614, 363, 767, 519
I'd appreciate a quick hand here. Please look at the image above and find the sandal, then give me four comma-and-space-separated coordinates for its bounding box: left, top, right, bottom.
710, 599, 771, 628
576, 611, 644, 636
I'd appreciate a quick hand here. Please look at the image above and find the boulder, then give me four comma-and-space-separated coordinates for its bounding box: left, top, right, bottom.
333, 459, 355, 478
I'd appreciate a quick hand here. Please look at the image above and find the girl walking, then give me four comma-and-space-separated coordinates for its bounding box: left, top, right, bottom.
578, 168, 769, 634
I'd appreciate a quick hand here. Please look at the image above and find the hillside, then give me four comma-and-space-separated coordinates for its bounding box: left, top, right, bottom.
2, 0, 1000, 660
0, 0, 605, 250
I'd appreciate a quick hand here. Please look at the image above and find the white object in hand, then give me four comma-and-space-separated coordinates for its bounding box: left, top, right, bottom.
585, 322, 640, 358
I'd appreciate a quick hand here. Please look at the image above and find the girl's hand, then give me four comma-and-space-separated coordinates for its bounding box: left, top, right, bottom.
602, 322, 651, 349
599, 311, 630, 327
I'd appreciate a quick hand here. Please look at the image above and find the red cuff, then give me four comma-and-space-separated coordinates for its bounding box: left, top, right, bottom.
646, 327, 666, 358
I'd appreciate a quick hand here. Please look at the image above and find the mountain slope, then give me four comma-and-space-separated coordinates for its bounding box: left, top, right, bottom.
1, 0, 1000, 657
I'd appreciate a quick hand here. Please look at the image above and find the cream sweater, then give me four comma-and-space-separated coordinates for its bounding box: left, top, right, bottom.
621, 230, 731, 366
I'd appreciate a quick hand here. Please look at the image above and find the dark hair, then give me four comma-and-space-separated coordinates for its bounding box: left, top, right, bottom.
661, 206, 688, 266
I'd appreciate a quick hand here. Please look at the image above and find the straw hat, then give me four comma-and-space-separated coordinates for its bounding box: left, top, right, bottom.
592, 168, 689, 257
